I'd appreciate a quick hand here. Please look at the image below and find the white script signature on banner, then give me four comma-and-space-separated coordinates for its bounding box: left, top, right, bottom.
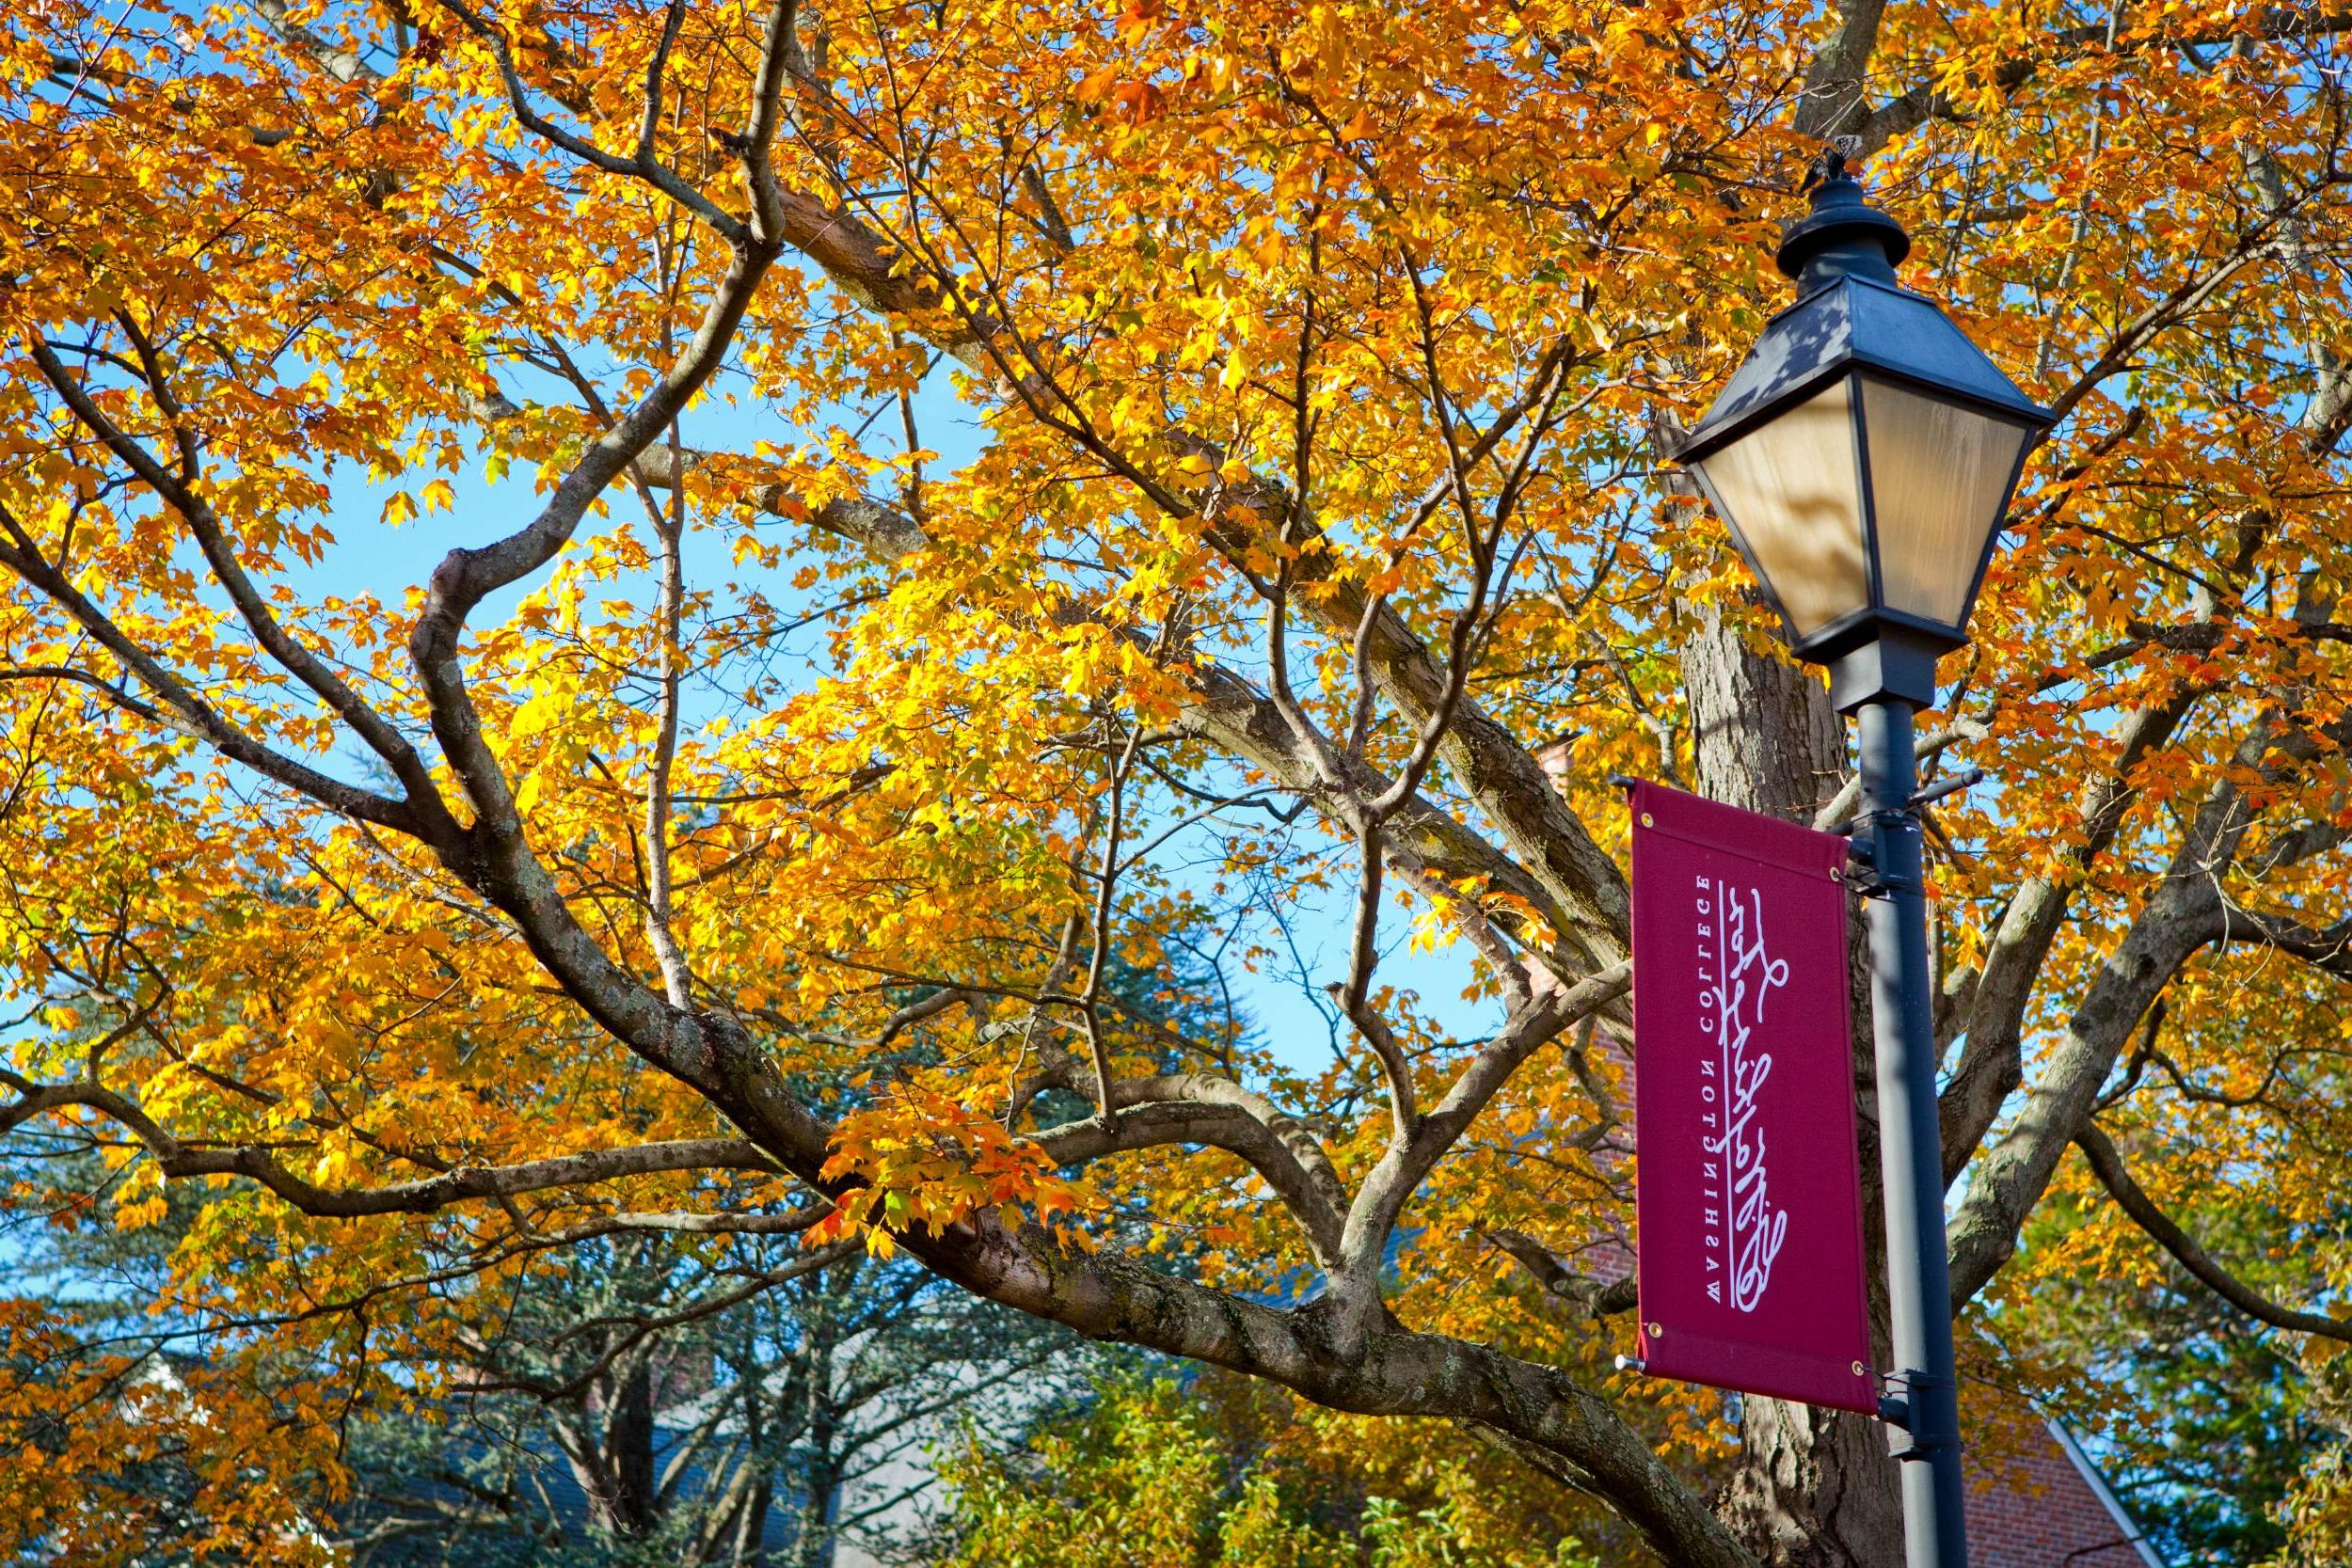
1693, 874, 1790, 1312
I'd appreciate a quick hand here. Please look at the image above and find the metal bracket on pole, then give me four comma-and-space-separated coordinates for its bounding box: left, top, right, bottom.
1837, 769, 1983, 897
1881, 1370, 1954, 1462
1831, 768, 1984, 840
1907, 767, 1983, 812
1840, 810, 1919, 898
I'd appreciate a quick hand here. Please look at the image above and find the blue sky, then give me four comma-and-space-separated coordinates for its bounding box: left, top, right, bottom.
285, 352, 1500, 1079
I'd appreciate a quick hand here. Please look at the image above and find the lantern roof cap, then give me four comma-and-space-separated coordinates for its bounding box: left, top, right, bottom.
1775, 150, 1911, 289
1676, 274, 2055, 465
1677, 148, 2054, 465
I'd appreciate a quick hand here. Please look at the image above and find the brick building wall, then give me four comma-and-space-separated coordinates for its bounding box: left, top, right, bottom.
1964, 1421, 2165, 1567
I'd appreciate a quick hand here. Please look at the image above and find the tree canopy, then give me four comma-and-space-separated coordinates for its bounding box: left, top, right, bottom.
5, 0, 2352, 1562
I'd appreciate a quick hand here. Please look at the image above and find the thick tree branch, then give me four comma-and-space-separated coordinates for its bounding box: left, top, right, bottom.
1486, 1227, 1639, 1319
426, 0, 750, 242
1939, 686, 2208, 1184
0, 499, 421, 832
2218, 901, 2352, 979
2076, 1121, 2352, 1343
1795, 0, 1891, 138
886, 1212, 1758, 1568
1335, 962, 1632, 1328
674, 454, 1582, 974
1031, 1099, 1345, 1266
1847, 6, 2352, 155
727, 176, 1635, 971
0, 1078, 785, 1214
153, 1138, 786, 1217
1945, 756, 2267, 1303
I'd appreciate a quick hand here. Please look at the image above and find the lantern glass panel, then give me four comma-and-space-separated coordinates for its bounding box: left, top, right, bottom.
1692, 379, 1867, 640
1859, 377, 2031, 630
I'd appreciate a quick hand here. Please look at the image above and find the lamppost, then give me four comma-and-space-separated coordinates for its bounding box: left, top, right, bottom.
1673, 150, 2058, 1568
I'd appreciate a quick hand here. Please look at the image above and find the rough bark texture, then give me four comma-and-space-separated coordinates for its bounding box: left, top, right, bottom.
1721, 1398, 1907, 1568
1677, 602, 1846, 816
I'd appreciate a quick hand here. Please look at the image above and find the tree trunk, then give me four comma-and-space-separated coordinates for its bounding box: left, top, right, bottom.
551, 1348, 661, 1541
608, 1352, 659, 1536
1677, 600, 1909, 1566
794, 1281, 842, 1568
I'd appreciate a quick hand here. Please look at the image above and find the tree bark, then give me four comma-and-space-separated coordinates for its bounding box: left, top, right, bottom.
794, 1275, 842, 1568
551, 1349, 660, 1542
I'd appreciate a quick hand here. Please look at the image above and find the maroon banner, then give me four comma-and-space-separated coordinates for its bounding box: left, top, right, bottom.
1628, 781, 1876, 1414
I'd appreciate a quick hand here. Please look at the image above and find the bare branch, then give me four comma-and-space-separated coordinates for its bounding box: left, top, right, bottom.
1031, 1100, 1344, 1266
2218, 901, 2352, 979
1024, 1057, 1349, 1268
0, 497, 421, 832
1946, 752, 2266, 1303
2, 1077, 783, 1215
1848, 6, 2352, 154
29, 334, 457, 834
425, 0, 749, 242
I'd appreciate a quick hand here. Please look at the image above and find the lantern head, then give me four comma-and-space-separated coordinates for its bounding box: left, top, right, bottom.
1677, 152, 2057, 709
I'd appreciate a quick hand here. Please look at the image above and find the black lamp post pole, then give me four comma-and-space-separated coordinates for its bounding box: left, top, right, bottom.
1853, 693, 1968, 1568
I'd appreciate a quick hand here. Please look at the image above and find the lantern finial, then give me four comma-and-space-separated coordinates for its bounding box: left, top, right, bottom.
1776, 149, 1911, 294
